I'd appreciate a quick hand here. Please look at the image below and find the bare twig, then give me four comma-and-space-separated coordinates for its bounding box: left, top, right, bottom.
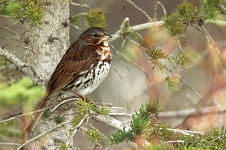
109, 112, 132, 117
120, 17, 130, 31
0, 47, 40, 83
193, 25, 226, 70
125, 0, 152, 21
88, 123, 108, 139
154, 1, 167, 20
205, 19, 226, 27
111, 66, 123, 79
70, 12, 87, 20
112, 54, 131, 74
164, 67, 202, 99
110, 106, 127, 112
169, 128, 203, 136
111, 44, 150, 81
51, 97, 79, 112
17, 120, 71, 150
0, 107, 50, 124
0, 64, 16, 72
69, 23, 82, 31
69, 0, 90, 9
0, 14, 12, 18
2, 42, 32, 52
92, 112, 130, 131
158, 106, 224, 118
1, 26, 18, 37
0, 143, 20, 146
165, 140, 184, 144
93, 102, 113, 106
177, 40, 182, 51
111, 21, 164, 41
201, 26, 226, 70
65, 114, 88, 147
128, 35, 202, 99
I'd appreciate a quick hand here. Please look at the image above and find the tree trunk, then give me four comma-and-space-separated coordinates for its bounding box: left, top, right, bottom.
24, 1, 72, 149
25, 1, 69, 83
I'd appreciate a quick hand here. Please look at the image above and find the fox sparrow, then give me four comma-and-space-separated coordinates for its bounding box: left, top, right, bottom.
26, 27, 112, 132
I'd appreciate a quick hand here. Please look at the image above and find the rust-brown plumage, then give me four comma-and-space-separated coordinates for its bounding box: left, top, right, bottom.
26, 27, 111, 132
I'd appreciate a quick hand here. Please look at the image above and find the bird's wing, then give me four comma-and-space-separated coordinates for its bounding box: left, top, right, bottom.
46, 43, 97, 96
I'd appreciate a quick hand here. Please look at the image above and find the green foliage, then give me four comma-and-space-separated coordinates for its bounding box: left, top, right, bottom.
108, 101, 169, 145
173, 51, 190, 68
0, 60, 8, 67
0, 78, 43, 143
164, 1, 225, 36
71, 16, 79, 25
180, 127, 226, 149
148, 47, 167, 60
90, 104, 110, 115
76, 98, 93, 115
201, 0, 221, 19
42, 109, 51, 118
177, 3, 200, 23
0, 120, 21, 138
149, 100, 162, 114
55, 115, 65, 124
24, 0, 44, 24
72, 99, 89, 126
164, 3, 201, 36
60, 143, 68, 150
0, 77, 44, 108
0, 0, 9, 12
138, 101, 162, 119
71, 111, 84, 127
147, 143, 167, 150
145, 123, 174, 142
84, 129, 104, 146
72, 99, 110, 126
165, 77, 179, 91
131, 114, 148, 135
1, 2, 18, 15
147, 46, 190, 73
108, 127, 133, 144
146, 47, 167, 71
0, 0, 45, 25
108, 104, 225, 148
85, 9, 106, 28
176, 146, 203, 150
164, 13, 184, 36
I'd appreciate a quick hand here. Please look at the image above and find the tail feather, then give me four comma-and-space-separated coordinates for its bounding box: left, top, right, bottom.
25, 94, 50, 132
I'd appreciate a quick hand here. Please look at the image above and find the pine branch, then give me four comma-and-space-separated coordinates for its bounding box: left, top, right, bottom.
111, 19, 164, 41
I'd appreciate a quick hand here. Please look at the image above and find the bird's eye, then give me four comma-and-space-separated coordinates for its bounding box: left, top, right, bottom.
93, 33, 98, 38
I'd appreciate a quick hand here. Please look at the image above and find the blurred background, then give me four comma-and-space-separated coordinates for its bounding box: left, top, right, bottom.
0, 0, 225, 149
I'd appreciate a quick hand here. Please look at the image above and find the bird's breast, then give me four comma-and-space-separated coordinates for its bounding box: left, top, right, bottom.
98, 45, 111, 62
68, 46, 111, 96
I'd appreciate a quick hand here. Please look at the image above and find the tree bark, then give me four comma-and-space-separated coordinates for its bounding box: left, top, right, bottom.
24, 1, 71, 149
25, 1, 70, 83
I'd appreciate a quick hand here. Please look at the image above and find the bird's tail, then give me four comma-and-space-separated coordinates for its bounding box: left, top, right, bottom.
25, 93, 50, 132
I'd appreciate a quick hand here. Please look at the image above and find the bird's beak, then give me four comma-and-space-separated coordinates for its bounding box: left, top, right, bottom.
102, 35, 112, 41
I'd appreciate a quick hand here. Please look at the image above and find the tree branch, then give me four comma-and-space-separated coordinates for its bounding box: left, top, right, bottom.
158, 107, 226, 118
125, 0, 152, 21
111, 19, 164, 41
65, 114, 88, 147
0, 47, 41, 84
92, 112, 130, 131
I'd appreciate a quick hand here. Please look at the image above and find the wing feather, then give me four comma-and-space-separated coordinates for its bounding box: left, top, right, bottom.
46, 43, 96, 96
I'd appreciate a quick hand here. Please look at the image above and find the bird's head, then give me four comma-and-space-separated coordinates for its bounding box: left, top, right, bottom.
79, 27, 111, 47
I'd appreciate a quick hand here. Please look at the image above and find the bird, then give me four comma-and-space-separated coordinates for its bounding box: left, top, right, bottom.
26, 27, 112, 132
